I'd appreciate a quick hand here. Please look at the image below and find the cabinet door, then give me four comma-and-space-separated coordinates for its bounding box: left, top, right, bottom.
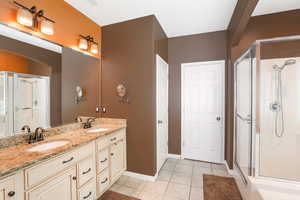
0, 176, 17, 200
110, 139, 125, 181
27, 167, 76, 200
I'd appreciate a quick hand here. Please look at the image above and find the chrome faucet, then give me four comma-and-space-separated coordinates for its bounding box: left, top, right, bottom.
83, 117, 96, 129
28, 127, 45, 144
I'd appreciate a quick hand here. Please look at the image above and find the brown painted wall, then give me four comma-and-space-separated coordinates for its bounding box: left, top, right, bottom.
168, 31, 227, 154
101, 15, 167, 176
62, 47, 100, 124
225, 9, 300, 168
0, 0, 101, 57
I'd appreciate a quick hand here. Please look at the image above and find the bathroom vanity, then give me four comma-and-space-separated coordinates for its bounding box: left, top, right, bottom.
0, 119, 127, 200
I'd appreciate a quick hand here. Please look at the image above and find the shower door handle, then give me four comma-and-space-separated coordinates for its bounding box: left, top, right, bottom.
237, 113, 251, 124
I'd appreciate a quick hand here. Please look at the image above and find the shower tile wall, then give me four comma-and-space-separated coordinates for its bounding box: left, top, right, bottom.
259, 57, 300, 181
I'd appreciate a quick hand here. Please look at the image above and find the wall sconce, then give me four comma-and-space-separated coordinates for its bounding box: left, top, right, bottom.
14, 1, 55, 35
79, 35, 98, 54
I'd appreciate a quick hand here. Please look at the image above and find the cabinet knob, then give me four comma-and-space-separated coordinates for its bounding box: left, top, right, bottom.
8, 191, 15, 197
110, 153, 114, 156
72, 176, 77, 180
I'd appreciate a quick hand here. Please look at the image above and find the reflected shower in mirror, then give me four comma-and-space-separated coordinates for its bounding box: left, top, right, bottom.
0, 50, 53, 138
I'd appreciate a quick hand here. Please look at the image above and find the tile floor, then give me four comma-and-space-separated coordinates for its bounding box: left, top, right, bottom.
109, 158, 230, 200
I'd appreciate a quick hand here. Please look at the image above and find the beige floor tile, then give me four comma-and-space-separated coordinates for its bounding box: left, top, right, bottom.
165, 183, 190, 200
158, 170, 173, 182
142, 181, 168, 194
174, 164, 193, 176
115, 175, 129, 185
211, 163, 227, 171
164, 195, 188, 200
177, 159, 195, 166
189, 188, 203, 200
211, 169, 230, 177
191, 175, 203, 188
125, 177, 145, 189
109, 183, 121, 192
116, 185, 137, 196
170, 172, 192, 185
166, 158, 179, 165
192, 166, 212, 176
193, 161, 211, 168
162, 162, 176, 171
139, 191, 164, 200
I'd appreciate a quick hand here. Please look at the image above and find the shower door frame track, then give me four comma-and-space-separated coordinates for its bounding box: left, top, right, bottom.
234, 34, 300, 186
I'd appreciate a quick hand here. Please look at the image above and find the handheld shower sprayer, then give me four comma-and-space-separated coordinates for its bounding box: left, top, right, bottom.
271, 59, 296, 138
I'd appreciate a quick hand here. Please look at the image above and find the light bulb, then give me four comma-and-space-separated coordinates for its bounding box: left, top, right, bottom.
79, 38, 88, 50
17, 8, 33, 27
90, 43, 98, 54
41, 19, 54, 35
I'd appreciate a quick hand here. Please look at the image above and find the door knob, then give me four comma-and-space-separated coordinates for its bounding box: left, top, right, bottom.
216, 117, 221, 121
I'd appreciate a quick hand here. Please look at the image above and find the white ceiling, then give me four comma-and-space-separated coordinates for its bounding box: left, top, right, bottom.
252, 0, 300, 16
64, 0, 238, 38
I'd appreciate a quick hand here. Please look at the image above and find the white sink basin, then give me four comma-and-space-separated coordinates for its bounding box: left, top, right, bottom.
28, 141, 70, 152
87, 128, 109, 133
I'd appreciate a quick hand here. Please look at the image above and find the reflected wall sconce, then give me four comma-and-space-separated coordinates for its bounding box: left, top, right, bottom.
79, 35, 98, 54
14, 1, 55, 35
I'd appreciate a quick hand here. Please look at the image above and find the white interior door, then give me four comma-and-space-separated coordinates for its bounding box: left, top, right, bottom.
156, 55, 169, 172
182, 61, 224, 163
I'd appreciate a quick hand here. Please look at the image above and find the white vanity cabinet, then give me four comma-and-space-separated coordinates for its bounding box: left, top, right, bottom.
25, 143, 96, 200
110, 138, 126, 182
95, 128, 126, 198
0, 172, 23, 200
26, 167, 77, 200
0, 127, 126, 200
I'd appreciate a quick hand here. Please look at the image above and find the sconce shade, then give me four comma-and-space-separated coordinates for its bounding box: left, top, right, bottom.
17, 8, 33, 27
90, 43, 98, 54
79, 38, 88, 50
40, 18, 54, 35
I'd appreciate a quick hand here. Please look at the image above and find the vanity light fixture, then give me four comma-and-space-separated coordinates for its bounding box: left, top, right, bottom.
16, 4, 35, 27
79, 35, 98, 54
14, 1, 55, 35
90, 43, 98, 54
40, 18, 54, 35
79, 37, 88, 50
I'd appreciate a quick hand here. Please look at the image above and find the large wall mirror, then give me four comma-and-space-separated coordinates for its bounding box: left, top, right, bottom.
0, 32, 100, 139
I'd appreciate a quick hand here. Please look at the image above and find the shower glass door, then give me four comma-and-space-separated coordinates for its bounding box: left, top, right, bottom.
235, 50, 253, 183
0, 72, 7, 137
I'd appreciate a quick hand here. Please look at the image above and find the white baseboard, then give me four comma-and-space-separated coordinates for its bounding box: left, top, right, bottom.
167, 154, 182, 159
124, 171, 157, 182
223, 160, 234, 175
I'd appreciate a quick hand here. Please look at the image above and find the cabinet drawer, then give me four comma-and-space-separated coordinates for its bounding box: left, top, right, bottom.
97, 168, 109, 196
25, 142, 94, 189
78, 156, 95, 187
78, 179, 96, 200
96, 136, 109, 151
97, 149, 109, 173
109, 129, 125, 144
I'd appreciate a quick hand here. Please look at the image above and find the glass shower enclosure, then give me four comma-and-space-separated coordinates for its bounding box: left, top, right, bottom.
0, 71, 50, 137
234, 36, 300, 184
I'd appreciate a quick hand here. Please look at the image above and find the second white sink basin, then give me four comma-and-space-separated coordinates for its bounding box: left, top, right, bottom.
87, 128, 109, 133
28, 140, 70, 152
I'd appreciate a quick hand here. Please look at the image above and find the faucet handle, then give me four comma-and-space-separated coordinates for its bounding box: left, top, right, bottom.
35, 127, 45, 141
21, 125, 31, 134
75, 116, 83, 123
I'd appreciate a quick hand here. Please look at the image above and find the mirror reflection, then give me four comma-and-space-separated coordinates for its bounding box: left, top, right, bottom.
0, 50, 53, 137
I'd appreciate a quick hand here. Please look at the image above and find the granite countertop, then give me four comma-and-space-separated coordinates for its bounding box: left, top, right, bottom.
0, 123, 126, 178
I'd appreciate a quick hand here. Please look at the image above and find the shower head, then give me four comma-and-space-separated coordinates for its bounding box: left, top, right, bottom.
281, 59, 296, 70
